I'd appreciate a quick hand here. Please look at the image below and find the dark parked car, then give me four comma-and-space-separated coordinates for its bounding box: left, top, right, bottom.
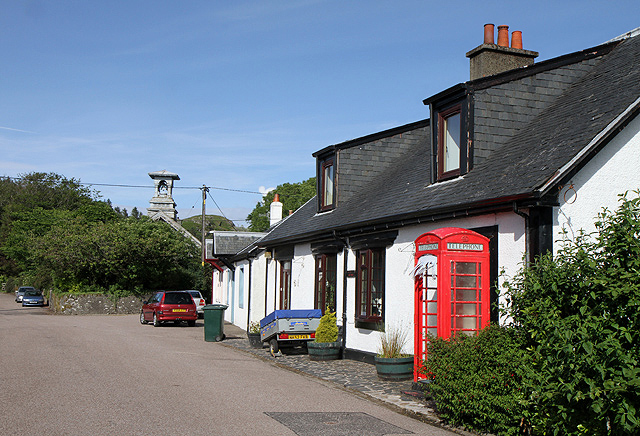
140, 291, 197, 327
22, 289, 45, 307
15, 286, 36, 303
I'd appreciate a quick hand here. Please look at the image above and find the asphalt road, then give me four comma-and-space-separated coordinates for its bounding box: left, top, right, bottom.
0, 293, 454, 435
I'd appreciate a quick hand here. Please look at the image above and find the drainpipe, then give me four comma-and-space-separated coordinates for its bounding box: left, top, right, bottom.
333, 230, 350, 356
513, 202, 530, 265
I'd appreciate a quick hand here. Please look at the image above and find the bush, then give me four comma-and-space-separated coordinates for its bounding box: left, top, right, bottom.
314, 311, 338, 343
503, 191, 640, 435
422, 325, 530, 435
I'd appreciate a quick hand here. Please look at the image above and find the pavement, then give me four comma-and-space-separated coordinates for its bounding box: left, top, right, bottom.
220, 322, 473, 436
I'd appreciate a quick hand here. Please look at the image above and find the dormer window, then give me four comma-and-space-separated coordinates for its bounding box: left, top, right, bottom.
319, 156, 335, 211
438, 105, 462, 179
440, 107, 461, 175
428, 94, 469, 183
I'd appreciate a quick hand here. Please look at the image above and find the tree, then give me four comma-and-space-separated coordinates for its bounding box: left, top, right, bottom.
246, 177, 315, 232
181, 214, 236, 241
34, 217, 200, 293
0, 172, 203, 294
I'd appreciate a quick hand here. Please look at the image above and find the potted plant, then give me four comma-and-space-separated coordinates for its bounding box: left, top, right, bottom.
307, 311, 341, 361
374, 323, 414, 381
247, 321, 263, 348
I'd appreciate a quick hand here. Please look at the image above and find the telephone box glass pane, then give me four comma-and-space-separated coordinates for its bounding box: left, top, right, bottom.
455, 262, 477, 275
456, 275, 477, 288
455, 317, 477, 330
455, 303, 477, 315
455, 289, 477, 301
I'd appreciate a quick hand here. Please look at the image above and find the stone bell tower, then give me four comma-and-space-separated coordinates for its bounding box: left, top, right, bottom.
147, 170, 180, 221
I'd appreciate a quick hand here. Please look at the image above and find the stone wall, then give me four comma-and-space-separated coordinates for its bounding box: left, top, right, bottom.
50, 293, 144, 315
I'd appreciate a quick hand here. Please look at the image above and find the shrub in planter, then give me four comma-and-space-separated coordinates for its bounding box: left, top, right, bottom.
247, 321, 262, 348
375, 323, 413, 381
308, 311, 340, 361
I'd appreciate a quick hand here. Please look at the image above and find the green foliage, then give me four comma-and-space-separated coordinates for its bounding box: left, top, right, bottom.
503, 191, 640, 435
0, 172, 204, 295
315, 311, 338, 343
181, 214, 237, 240
246, 177, 316, 232
377, 323, 410, 358
35, 217, 200, 292
249, 321, 260, 334
423, 325, 531, 435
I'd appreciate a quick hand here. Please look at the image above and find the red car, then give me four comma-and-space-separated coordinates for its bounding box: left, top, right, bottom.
140, 291, 197, 327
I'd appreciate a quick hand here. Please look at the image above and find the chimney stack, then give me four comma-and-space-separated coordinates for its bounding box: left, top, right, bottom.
466, 24, 538, 80
269, 193, 283, 227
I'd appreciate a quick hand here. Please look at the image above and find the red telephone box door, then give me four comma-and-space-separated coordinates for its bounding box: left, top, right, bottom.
413, 228, 490, 381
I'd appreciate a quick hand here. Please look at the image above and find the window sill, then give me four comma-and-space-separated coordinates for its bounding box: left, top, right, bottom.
355, 319, 383, 331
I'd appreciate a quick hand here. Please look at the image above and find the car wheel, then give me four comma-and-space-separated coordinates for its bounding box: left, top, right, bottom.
187, 320, 195, 327
140, 312, 147, 325
153, 312, 160, 327
269, 339, 279, 356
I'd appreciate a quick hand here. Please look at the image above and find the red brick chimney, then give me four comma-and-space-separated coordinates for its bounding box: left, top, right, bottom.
466, 24, 538, 80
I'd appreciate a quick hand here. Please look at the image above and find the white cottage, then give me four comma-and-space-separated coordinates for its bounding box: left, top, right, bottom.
215, 26, 640, 367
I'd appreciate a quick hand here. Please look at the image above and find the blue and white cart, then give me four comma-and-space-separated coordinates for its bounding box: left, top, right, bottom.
260, 309, 322, 356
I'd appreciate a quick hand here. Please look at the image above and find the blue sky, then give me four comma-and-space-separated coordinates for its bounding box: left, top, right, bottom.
1, 1, 637, 225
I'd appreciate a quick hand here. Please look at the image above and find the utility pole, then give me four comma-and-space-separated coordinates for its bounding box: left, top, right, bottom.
201, 185, 209, 265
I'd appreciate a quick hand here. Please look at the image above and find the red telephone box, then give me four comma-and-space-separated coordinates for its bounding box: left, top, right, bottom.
413, 227, 490, 381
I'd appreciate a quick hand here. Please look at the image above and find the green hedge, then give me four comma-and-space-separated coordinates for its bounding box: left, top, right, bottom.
503, 192, 640, 435
422, 325, 530, 435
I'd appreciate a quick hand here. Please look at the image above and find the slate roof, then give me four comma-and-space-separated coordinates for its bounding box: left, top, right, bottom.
211, 231, 267, 256
260, 31, 640, 247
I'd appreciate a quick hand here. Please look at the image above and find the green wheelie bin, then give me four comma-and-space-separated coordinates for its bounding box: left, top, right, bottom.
203, 304, 228, 342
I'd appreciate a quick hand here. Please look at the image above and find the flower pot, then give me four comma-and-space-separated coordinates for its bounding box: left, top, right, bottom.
307, 341, 341, 361
374, 355, 414, 381
247, 332, 263, 348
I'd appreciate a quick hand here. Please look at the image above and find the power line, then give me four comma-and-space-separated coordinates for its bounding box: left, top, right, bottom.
206, 189, 237, 230
3, 176, 264, 194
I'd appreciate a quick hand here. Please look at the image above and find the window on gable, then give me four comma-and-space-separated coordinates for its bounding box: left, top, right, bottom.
438, 105, 463, 179
319, 156, 335, 211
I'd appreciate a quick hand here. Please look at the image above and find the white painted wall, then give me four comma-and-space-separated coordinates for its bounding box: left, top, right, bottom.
343, 211, 526, 355
554, 115, 640, 248
290, 244, 315, 309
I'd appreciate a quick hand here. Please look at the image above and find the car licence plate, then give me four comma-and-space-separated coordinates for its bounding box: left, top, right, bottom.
288, 335, 310, 339
173, 309, 187, 312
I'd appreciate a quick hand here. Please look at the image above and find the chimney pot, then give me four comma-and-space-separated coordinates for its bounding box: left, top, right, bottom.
511, 30, 523, 49
497, 25, 509, 47
483, 23, 495, 44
